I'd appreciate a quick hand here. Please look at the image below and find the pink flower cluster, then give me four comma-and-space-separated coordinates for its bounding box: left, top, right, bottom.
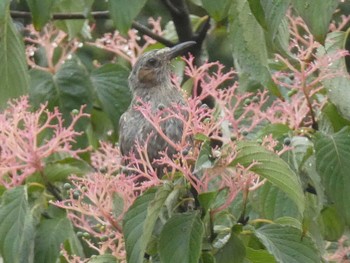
25, 24, 84, 73
0, 96, 88, 188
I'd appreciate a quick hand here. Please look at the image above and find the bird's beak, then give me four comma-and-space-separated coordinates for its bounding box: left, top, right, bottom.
167, 41, 196, 59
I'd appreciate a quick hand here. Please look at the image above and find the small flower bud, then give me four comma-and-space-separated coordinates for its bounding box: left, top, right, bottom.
287, 89, 298, 97
252, 96, 259, 103
242, 130, 248, 136
71, 109, 79, 115
284, 137, 291, 146
63, 183, 71, 190
244, 99, 251, 106
83, 232, 90, 238
203, 118, 211, 124
73, 190, 80, 200
200, 103, 209, 110
182, 148, 189, 156
100, 235, 108, 242
158, 103, 165, 110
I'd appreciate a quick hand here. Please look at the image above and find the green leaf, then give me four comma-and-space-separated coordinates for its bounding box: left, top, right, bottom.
202, 0, 232, 21
109, 0, 148, 35
260, 0, 290, 38
53, 0, 93, 38
229, 0, 281, 97
257, 123, 291, 141
200, 252, 216, 263
321, 30, 350, 121
159, 212, 204, 263
287, 136, 314, 171
274, 216, 302, 230
123, 185, 172, 263
30, 59, 93, 118
232, 141, 305, 214
90, 64, 131, 132
247, 0, 268, 30
194, 140, 214, 173
255, 182, 301, 220
315, 127, 350, 225
320, 103, 350, 133
55, 60, 93, 117
0, 186, 35, 263
215, 232, 245, 263
245, 247, 277, 263
44, 158, 92, 182
27, 0, 54, 30
318, 205, 345, 241
291, 0, 338, 44
198, 191, 218, 212
0, 1, 29, 108
254, 224, 320, 263
88, 254, 118, 263
34, 207, 76, 263
261, 1, 292, 57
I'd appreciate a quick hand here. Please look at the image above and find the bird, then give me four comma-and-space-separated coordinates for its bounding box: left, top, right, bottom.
119, 41, 196, 177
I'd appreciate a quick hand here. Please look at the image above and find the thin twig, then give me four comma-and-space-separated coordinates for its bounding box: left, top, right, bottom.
10, 10, 175, 47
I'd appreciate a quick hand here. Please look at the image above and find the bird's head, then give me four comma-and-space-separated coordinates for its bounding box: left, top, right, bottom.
128, 41, 196, 91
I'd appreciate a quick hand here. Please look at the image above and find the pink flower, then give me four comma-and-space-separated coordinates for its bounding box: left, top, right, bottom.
0, 96, 89, 188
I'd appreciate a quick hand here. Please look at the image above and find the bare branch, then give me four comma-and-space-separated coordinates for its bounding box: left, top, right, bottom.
10, 10, 175, 47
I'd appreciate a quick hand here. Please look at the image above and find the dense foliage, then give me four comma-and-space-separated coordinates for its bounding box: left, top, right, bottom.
1, 0, 350, 262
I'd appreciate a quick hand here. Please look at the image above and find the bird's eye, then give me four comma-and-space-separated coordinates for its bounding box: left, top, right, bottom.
147, 58, 159, 67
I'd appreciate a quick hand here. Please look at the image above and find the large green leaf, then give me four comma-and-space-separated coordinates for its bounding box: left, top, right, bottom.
315, 127, 350, 225
318, 205, 345, 242
44, 158, 92, 182
34, 207, 76, 263
0, 0, 29, 108
231, 141, 305, 214
254, 224, 320, 263
247, 0, 268, 30
202, 0, 233, 22
260, 0, 292, 57
90, 64, 131, 132
229, 0, 280, 97
321, 103, 350, 133
0, 186, 35, 263
109, 0, 148, 35
260, 0, 290, 38
123, 185, 172, 263
255, 182, 301, 221
245, 247, 276, 263
89, 254, 118, 263
291, 0, 338, 44
30, 59, 93, 118
27, 0, 54, 30
321, 30, 350, 121
159, 212, 204, 263
215, 232, 245, 263
194, 140, 214, 173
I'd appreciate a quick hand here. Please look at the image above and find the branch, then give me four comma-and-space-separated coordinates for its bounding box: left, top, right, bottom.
160, 0, 194, 43
160, 0, 209, 61
10, 10, 175, 47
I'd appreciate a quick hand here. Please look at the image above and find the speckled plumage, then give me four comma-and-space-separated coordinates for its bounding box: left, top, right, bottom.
119, 42, 195, 176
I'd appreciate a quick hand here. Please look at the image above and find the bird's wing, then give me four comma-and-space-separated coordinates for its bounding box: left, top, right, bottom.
118, 112, 128, 156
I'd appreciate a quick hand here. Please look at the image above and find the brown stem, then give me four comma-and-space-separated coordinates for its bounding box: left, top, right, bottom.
10, 10, 175, 47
